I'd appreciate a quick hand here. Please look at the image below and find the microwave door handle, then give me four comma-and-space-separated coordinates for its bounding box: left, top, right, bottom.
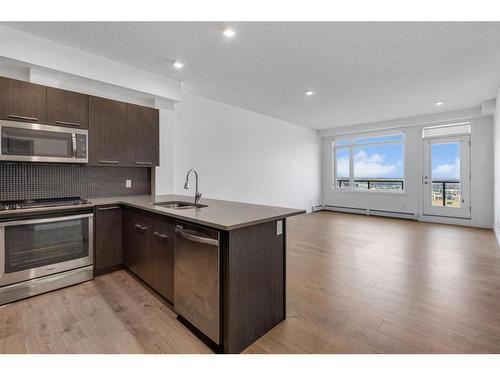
72, 133, 77, 157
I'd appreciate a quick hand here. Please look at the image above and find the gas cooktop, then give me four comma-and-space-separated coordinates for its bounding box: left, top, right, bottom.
0, 197, 92, 211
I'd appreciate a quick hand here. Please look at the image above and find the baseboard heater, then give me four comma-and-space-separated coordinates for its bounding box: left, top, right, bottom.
322, 205, 417, 220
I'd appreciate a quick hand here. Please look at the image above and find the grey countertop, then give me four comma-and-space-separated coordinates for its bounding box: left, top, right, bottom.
0, 194, 305, 231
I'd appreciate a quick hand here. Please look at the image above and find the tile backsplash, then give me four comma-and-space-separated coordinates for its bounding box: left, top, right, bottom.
0, 163, 151, 201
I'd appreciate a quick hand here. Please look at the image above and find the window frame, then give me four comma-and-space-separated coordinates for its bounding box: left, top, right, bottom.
332, 130, 406, 194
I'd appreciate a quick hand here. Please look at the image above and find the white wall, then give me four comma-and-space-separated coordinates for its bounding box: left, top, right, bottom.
494, 89, 500, 242
471, 117, 495, 228
170, 92, 321, 211
321, 114, 494, 228
154, 105, 175, 195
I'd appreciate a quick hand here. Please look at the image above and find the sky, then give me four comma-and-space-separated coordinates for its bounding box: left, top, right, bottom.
336, 143, 404, 179
431, 142, 460, 180
336, 141, 461, 180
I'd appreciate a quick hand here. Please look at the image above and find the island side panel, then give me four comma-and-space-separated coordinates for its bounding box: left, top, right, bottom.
223, 219, 286, 354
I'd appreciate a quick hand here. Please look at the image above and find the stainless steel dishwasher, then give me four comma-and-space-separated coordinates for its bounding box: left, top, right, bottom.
174, 223, 220, 344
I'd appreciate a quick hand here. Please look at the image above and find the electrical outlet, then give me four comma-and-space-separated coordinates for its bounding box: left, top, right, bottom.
126, 179, 132, 188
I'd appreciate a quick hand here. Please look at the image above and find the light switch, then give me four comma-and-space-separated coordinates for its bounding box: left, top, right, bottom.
126, 179, 132, 188
276, 220, 283, 235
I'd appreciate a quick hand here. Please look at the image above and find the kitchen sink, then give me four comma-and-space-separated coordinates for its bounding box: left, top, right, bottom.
154, 201, 207, 209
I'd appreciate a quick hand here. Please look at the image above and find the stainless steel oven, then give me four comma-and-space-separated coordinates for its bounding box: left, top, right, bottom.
0, 212, 93, 304
0, 120, 88, 163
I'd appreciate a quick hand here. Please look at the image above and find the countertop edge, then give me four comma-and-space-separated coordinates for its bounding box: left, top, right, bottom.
0, 196, 306, 230
96, 199, 306, 231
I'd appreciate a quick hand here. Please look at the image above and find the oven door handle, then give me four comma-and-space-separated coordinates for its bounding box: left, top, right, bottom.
0, 213, 94, 227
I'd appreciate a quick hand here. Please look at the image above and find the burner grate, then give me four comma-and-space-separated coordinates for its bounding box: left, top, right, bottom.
0, 197, 91, 211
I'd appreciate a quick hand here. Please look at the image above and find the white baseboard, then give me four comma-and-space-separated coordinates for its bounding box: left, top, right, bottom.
321, 205, 417, 220
319, 205, 493, 229
495, 227, 500, 248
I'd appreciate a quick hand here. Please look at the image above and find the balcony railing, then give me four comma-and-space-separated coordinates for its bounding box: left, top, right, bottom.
336, 178, 462, 207
336, 179, 404, 191
431, 180, 461, 207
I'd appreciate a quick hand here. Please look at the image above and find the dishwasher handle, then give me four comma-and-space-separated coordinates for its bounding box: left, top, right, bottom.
175, 225, 219, 247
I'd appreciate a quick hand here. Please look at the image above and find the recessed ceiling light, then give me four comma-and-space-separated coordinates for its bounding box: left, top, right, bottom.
172, 61, 184, 69
435, 101, 444, 106
305, 90, 314, 96
223, 27, 236, 38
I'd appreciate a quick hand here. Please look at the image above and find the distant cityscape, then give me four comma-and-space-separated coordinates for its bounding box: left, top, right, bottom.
337, 179, 404, 191
431, 180, 461, 207
337, 178, 461, 207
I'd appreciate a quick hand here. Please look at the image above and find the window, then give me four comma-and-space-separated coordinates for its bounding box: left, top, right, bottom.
333, 132, 405, 192
422, 122, 471, 139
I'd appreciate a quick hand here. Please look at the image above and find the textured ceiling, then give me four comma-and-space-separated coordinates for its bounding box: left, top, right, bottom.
4, 22, 500, 129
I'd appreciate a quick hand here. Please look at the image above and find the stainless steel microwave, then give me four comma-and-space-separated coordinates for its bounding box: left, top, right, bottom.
0, 120, 88, 163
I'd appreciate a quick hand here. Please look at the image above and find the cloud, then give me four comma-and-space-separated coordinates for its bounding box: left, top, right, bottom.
432, 158, 460, 179
337, 156, 350, 177
353, 150, 399, 178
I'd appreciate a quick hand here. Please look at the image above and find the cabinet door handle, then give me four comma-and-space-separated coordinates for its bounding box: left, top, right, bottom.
135, 161, 153, 165
153, 231, 169, 239
8, 114, 39, 122
55, 120, 81, 127
134, 224, 147, 231
99, 160, 119, 164
97, 206, 120, 211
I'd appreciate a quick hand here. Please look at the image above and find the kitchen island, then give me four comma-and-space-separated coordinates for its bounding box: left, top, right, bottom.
92, 195, 305, 353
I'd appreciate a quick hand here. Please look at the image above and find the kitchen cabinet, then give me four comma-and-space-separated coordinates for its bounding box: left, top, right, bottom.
145, 219, 174, 302
46, 87, 89, 128
88, 96, 127, 166
0, 76, 159, 167
94, 205, 123, 275
0, 76, 46, 123
126, 103, 159, 166
122, 208, 174, 302
123, 208, 149, 277
90, 196, 303, 353
88, 97, 159, 167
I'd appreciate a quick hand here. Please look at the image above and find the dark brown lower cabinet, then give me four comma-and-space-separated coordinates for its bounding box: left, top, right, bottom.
94, 206, 123, 275
122, 208, 174, 303
147, 220, 174, 302
96, 205, 287, 353
222, 219, 286, 354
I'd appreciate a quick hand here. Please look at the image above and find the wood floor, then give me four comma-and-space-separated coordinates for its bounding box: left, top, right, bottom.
1, 211, 500, 353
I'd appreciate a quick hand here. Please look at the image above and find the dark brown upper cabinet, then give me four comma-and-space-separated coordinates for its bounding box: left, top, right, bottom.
0, 76, 160, 167
126, 103, 159, 167
0, 76, 46, 123
46, 87, 89, 129
88, 96, 127, 166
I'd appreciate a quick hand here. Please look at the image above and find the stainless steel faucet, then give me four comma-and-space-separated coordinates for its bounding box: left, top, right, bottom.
184, 169, 202, 204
